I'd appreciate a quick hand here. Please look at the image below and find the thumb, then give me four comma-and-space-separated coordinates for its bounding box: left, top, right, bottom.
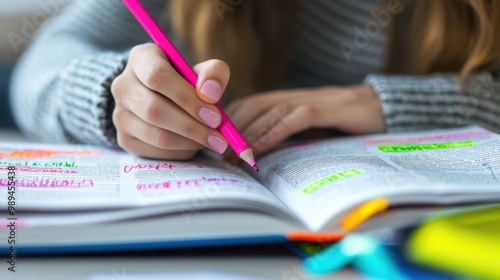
194, 59, 231, 104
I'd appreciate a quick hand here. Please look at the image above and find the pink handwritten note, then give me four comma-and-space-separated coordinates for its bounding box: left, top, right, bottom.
123, 162, 203, 173
137, 177, 243, 191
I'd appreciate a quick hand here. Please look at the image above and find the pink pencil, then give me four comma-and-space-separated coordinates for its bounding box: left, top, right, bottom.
122, 0, 258, 171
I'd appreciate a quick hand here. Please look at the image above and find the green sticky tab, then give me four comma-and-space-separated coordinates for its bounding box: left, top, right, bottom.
302, 169, 364, 194
378, 140, 476, 153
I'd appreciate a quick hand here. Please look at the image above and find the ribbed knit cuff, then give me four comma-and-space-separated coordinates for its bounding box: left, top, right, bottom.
60, 51, 128, 147
364, 73, 500, 133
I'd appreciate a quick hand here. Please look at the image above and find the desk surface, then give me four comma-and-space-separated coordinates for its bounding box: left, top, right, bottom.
0, 130, 363, 280
0, 256, 363, 280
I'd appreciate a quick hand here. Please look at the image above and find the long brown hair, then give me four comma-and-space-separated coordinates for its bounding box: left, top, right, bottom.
396, 0, 500, 82
170, 0, 500, 97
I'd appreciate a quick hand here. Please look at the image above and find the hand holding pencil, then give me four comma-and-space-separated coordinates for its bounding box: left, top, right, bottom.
111, 44, 229, 158
113, 0, 257, 170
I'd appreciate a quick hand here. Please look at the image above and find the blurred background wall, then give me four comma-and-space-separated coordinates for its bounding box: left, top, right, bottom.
0, 0, 70, 129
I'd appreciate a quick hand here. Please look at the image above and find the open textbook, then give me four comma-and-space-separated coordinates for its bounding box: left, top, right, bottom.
1, 126, 500, 254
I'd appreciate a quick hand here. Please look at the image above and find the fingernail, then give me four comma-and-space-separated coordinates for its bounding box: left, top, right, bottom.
201, 80, 222, 102
208, 135, 227, 154
208, 135, 228, 154
199, 107, 221, 128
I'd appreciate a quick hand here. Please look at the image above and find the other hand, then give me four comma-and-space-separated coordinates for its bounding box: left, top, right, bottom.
225, 85, 386, 155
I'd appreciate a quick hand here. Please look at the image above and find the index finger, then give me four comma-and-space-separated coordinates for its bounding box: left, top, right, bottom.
129, 44, 223, 129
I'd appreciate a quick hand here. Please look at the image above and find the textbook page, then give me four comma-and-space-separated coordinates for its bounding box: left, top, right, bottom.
0, 143, 290, 217
254, 126, 500, 231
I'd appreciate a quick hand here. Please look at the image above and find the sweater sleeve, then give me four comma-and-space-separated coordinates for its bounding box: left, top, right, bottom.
9, 0, 167, 147
364, 72, 500, 133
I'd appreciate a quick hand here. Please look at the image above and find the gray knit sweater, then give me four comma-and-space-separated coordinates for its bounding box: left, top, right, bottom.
10, 0, 500, 147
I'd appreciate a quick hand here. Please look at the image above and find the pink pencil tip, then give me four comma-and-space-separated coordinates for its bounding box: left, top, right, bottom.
253, 165, 259, 172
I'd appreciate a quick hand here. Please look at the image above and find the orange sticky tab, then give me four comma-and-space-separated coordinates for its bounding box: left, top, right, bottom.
341, 197, 389, 232
286, 232, 343, 243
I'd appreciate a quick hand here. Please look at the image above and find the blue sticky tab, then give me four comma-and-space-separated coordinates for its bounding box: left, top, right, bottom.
340, 234, 405, 279
302, 242, 354, 275
302, 234, 408, 279
353, 248, 407, 280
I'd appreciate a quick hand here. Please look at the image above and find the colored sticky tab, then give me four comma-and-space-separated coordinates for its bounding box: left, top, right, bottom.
346, 235, 407, 280
302, 241, 354, 275
303, 234, 407, 279
407, 204, 500, 280
341, 198, 389, 232
287, 232, 343, 243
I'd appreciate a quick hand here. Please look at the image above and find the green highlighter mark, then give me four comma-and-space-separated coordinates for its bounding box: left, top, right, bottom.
302, 169, 364, 194
378, 140, 476, 153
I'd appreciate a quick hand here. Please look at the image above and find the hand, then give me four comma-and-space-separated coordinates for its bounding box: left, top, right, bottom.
225, 85, 386, 155
111, 43, 230, 160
